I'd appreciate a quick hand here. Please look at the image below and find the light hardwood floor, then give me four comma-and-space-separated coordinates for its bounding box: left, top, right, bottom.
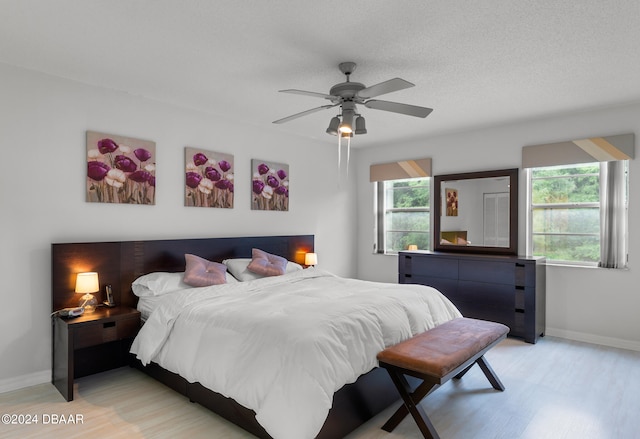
1, 336, 639, 439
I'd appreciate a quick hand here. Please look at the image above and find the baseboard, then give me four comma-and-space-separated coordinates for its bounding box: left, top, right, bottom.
0, 370, 50, 394
546, 327, 640, 352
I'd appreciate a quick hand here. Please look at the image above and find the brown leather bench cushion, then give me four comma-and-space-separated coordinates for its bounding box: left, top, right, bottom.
377, 317, 509, 378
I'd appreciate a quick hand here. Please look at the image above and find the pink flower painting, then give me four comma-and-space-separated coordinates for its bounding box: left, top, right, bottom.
185, 147, 234, 208
86, 131, 156, 205
251, 159, 289, 211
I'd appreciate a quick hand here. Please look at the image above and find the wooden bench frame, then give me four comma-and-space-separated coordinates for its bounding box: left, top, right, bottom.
377, 318, 508, 439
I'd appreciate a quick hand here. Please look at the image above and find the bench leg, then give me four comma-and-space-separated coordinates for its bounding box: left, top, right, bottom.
381, 356, 504, 438
454, 362, 475, 380
382, 379, 439, 433
477, 356, 505, 391
454, 356, 504, 391
384, 367, 441, 439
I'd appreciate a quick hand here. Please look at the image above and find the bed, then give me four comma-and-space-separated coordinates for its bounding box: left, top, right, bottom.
51, 235, 461, 439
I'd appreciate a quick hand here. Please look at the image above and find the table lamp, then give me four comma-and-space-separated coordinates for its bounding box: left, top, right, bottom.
76, 272, 99, 312
305, 253, 318, 267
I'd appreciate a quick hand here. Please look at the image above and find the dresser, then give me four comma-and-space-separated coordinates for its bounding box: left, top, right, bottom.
399, 251, 545, 343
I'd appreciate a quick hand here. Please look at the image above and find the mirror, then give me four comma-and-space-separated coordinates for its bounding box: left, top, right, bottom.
434, 168, 518, 255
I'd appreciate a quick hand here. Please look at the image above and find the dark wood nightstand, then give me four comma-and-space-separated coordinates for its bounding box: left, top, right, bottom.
52, 306, 141, 401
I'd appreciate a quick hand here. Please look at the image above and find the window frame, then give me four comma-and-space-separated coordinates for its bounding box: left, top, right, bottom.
526, 162, 628, 267
374, 177, 431, 255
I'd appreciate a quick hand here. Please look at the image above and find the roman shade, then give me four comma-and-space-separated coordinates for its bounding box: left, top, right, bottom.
370, 158, 432, 182
521, 133, 634, 168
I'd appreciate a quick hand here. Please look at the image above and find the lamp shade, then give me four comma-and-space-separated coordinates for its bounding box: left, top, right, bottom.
326, 116, 340, 135
354, 116, 367, 135
407, 245, 418, 251
305, 253, 318, 266
75, 272, 99, 293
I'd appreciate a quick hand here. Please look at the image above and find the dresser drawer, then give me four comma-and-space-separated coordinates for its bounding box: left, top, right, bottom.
459, 260, 517, 285
74, 316, 139, 349
457, 280, 516, 309
401, 254, 458, 279
407, 276, 458, 297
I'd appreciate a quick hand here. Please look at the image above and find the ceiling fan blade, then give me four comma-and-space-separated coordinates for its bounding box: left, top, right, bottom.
272, 104, 338, 124
279, 89, 335, 100
364, 100, 433, 118
357, 78, 414, 99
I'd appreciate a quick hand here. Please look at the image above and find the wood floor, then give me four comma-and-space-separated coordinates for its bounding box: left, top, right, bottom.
2, 336, 639, 439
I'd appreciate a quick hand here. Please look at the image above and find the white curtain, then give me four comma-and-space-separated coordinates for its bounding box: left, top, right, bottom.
599, 160, 628, 268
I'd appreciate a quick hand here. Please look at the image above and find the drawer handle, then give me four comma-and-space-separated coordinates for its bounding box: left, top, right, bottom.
515, 308, 525, 313
515, 285, 525, 290
103, 321, 116, 328
404, 274, 412, 278
515, 263, 525, 267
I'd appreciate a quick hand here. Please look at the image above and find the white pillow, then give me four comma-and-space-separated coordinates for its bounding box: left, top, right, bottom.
132, 272, 189, 297
223, 258, 302, 282
132, 271, 239, 296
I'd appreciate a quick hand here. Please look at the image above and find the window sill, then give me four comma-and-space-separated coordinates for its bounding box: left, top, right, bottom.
544, 261, 629, 270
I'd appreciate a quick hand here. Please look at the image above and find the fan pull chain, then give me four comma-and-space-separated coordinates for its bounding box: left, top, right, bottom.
336, 135, 352, 184
346, 135, 351, 178
337, 134, 341, 172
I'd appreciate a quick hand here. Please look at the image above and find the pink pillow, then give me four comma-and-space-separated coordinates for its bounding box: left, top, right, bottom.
183, 254, 227, 287
247, 248, 287, 277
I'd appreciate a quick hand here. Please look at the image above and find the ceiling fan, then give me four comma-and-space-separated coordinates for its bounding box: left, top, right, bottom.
273, 62, 433, 137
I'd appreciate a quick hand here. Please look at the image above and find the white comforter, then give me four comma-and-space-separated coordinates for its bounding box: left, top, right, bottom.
130, 268, 461, 439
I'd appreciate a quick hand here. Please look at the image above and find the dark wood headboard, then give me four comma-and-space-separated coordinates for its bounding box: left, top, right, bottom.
51, 235, 314, 311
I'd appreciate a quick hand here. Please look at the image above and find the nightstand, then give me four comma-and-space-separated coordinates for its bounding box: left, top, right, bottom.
52, 306, 141, 401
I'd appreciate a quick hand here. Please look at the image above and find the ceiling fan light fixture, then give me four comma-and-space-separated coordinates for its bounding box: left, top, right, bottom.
326, 116, 340, 135
275, 62, 432, 141
354, 115, 367, 135
339, 108, 354, 134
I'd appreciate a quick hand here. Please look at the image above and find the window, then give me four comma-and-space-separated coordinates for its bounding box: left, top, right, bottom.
527, 161, 628, 265
375, 178, 430, 253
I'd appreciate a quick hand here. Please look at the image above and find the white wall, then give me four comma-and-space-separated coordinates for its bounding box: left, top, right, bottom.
0, 63, 357, 391
355, 102, 640, 351
2, 60, 638, 393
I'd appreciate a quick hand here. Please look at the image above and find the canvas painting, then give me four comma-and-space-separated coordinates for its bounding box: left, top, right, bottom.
86, 131, 156, 204
445, 187, 458, 216
251, 159, 289, 211
185, 147, 234, 208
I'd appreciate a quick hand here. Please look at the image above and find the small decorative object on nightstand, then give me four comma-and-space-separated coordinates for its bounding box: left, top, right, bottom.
52, 306, 141, 401
75, 272, 99, 312
407, 244, 418, 251
305, 252, 318, 267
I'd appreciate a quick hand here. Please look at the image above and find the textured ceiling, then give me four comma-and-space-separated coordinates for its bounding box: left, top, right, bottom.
2, 0, 639, 148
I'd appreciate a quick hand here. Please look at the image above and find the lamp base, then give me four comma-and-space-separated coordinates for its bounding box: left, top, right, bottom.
79, 293, 98, 313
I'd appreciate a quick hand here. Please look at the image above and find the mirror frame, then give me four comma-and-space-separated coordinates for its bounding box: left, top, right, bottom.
433, 168, 519, 255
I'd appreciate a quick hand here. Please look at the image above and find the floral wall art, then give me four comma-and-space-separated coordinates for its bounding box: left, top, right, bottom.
185, 147, 234, 208
86, 131, 156, 204
251, 159, 289, 211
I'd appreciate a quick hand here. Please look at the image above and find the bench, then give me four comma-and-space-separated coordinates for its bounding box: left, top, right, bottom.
376, 317, 509, 439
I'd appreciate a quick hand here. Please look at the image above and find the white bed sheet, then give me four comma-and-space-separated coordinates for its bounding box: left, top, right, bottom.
130, 268, 461, 439
136, 295, 165, 321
